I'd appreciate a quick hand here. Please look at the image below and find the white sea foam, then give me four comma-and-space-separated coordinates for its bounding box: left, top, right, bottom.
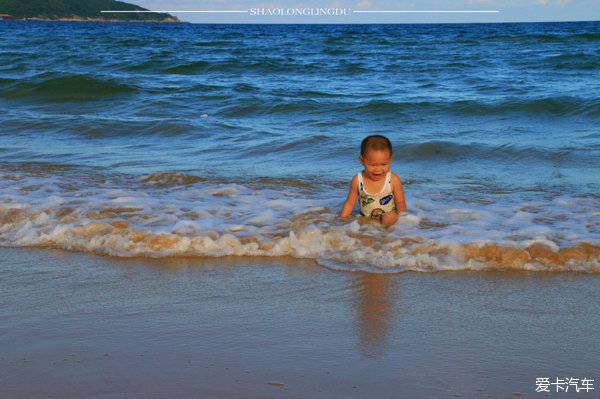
522, 239, 560, 253
0, 170, 599, 273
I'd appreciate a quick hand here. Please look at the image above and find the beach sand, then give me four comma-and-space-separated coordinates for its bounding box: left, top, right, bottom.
1, 247, 598, 398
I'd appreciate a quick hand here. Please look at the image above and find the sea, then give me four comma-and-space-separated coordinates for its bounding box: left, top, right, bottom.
1, 20, 599, 273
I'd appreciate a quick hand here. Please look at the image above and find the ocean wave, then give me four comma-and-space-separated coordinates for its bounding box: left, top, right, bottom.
542, 53, 600, 70
122, 57, 177, 73
163, 60, 212, 74
395, 141, 582, 164
216, 98, 327, 117
1, 205, 598, 273
330, 97, 599, 118
192, 40, 239, 47
161, 57, 309, 75
443, 97, 600, 117
0, 77, 17, 86
572, 32, 600, 41
275, 88, 341, 98
480, 31, 600, 44
320, 47, 354, 56
1, 74, 136, 102
482, 33, 566, 43
1, 169, 598, 273
140, 172, 206, 186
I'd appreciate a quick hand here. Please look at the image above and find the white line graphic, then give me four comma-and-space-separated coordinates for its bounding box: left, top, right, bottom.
101, 10, 500, 14
101, 10, 249, 13
354, 10, 499, 13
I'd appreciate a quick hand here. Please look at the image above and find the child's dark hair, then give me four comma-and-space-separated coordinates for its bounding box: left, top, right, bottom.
360, 135, 392, 156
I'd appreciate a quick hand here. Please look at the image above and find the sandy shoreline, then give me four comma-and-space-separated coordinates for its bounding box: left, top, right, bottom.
1, 247, 598, 398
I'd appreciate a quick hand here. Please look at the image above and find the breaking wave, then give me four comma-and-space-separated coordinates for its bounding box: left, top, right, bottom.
1, 169, 598, 274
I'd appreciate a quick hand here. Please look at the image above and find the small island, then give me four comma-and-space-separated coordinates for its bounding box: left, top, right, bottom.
0, 0, 181, 22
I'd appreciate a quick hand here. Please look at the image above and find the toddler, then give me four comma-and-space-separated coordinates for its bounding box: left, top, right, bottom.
340, 135, 406, 227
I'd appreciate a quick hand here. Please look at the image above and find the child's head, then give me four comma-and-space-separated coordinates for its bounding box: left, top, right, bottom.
359, 135, 393, 181
360, 135, 392, 157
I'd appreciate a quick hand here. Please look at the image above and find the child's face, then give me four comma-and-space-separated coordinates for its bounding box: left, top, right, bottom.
359, 149, 392, 181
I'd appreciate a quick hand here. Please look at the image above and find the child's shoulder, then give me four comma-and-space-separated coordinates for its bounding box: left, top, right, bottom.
390, 172, 403, 184
348, 173, 361, 190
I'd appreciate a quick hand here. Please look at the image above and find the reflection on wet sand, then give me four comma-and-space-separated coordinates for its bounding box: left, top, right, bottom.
354, 273, 399, 358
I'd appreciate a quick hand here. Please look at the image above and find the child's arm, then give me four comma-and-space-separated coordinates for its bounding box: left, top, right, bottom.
340, 175, 359, 217
391, 173, 407, 213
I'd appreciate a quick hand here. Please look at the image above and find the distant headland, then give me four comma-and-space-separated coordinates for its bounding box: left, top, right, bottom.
0, 0, 180, 22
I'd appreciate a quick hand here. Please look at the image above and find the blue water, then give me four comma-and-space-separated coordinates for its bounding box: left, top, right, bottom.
1, 21, 599, 271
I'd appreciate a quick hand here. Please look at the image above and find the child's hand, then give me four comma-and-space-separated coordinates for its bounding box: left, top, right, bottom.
381, 211, 398, 227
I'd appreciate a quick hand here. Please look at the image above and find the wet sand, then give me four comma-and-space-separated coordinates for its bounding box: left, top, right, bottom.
1, 247, 598, 398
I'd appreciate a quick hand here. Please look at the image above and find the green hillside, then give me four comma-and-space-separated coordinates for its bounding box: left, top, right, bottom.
0, 0, 179, 22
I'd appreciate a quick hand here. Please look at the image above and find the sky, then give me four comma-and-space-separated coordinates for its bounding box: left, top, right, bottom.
130, 0, 600, 23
